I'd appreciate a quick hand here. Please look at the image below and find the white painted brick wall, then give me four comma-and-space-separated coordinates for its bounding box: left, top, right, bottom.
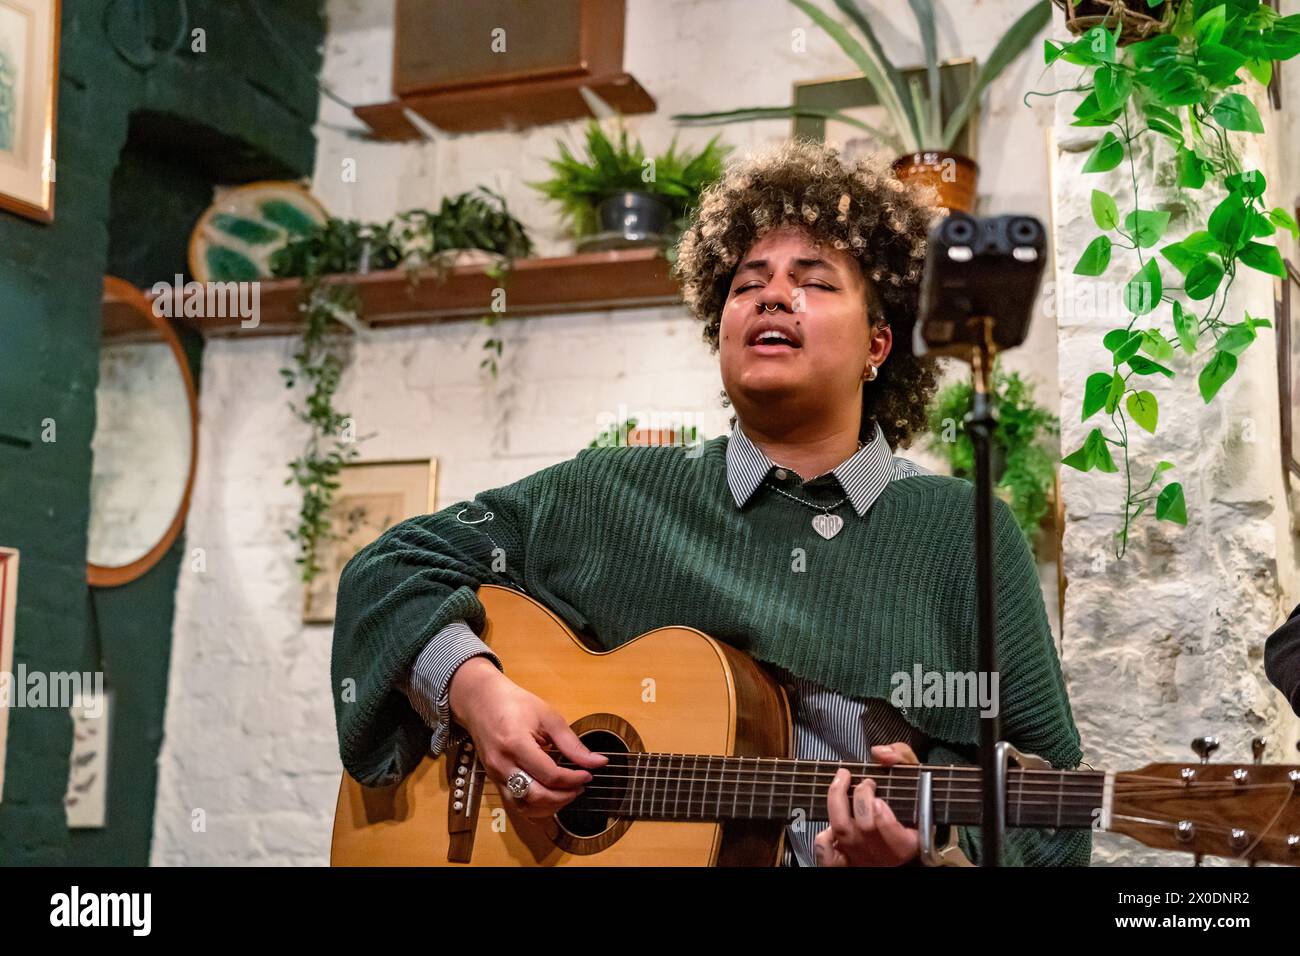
152, 0, 1084, 865
1048, 62, 1300, 864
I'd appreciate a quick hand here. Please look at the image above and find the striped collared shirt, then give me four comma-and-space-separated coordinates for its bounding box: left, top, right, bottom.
402, 420, 931, 867
725, 420, 931, 866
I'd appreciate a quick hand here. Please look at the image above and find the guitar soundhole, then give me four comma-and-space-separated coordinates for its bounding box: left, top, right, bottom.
556, 729, 628, 838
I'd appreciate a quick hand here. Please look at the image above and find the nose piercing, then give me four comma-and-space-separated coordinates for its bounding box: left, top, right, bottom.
761, 303, 782, 313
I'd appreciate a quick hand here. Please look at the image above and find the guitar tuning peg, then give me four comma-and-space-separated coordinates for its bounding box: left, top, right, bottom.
1252, 736, 1267, 764
1191, 736, 1220, 764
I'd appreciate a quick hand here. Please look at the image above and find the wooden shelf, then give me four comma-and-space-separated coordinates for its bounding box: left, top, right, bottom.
102, 247, 683, 340
355, 71, 655, 140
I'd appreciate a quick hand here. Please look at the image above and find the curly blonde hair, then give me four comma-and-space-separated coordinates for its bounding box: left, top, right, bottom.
672, 138, 941, 449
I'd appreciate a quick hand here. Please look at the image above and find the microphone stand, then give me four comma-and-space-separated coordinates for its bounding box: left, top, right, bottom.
965, 316, 1003, 867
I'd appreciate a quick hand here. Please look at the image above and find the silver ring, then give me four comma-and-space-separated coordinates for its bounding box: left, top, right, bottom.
504, 768, 533, 800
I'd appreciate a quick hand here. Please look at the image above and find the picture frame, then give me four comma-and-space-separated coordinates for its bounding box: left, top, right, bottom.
0, 0, 59, 223
791, 57, 978, 162
0, 546, 18, 803
64, 688, 111, 828
303, 459, 438, 624
1275, 259, 1300, 481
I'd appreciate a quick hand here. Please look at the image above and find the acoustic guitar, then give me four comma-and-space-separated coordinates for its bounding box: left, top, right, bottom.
331, 585, 1300, 866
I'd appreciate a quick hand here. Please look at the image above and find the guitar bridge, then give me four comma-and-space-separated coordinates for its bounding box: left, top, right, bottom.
446, 736, 484, 863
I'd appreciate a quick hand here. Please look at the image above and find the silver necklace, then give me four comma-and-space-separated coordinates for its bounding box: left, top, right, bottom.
762, 440, 864, 540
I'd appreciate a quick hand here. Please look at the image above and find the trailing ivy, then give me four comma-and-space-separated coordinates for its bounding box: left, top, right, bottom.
274, 188, 533, 582
1037, 0, 1300, 557
280, 279, 361, 583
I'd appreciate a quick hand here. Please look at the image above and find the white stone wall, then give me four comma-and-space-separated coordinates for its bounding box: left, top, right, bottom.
1048, 49, 1300, 862
152, 0, 1082, 865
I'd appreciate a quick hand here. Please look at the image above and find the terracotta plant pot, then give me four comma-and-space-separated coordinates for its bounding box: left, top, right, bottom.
1053, 0, 1176, 45
891, 151, 978, 214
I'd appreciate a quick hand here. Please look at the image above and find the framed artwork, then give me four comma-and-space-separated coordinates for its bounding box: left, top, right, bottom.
303, 459, 438, 624
791, 58, 978, 163
0, 546, 17, 803
64, 688, 110, 828
0, 0, 59, 222
1276, 260, 1300, 480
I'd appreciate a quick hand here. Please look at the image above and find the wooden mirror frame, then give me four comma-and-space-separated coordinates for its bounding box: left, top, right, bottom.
89, 276, 200, 588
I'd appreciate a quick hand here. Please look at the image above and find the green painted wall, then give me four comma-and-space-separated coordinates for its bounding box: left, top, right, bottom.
0, 0, 325, 865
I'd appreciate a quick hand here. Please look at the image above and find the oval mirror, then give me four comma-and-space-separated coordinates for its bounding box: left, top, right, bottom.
88, 276, 199, 587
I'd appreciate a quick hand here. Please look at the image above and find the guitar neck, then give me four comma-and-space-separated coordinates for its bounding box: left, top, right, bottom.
562, 752, 1106, 829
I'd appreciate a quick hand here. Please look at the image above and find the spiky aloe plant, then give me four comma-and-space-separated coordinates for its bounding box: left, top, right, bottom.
672, 0, 1051, 156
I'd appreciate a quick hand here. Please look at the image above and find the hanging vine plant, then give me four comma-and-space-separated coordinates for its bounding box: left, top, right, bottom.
279, 279, 362, 583
1037, 0, 1300, 557
272, 188, 533, 582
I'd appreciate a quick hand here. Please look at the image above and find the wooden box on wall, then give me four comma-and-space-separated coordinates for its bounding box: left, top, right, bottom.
393, 0, 626, 96
358, 0, 653, 138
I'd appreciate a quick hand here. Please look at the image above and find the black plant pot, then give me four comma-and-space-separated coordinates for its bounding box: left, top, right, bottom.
577, 191, 674, 252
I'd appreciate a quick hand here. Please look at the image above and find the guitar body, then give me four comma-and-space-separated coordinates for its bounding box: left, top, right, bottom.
331, 585, 794, 866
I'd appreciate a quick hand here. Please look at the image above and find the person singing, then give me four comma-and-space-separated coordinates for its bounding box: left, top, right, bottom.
330, 138, 1090, 867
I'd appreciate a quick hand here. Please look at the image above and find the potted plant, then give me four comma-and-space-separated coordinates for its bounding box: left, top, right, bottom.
528, 118, 731, 252
671, 0, 1051, 213
1054, 0, 1178, 45
1037, 3, 1300, 557
269, 188, 534, 582
926, 363, 1061, 549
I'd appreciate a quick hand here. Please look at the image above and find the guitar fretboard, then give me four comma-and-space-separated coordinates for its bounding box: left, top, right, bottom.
557, 752, 1105, 828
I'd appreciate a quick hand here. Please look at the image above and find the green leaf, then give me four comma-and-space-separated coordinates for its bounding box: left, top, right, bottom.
790, 0, 914, 152
1215, 321, 1258, 357
1183, 231, 1223, 255
1143, 103, 1183, 142
830, 0, 918, 149
1140, 328, 1174, 361
1173, 301, 1199, 354
1185, 256, 1225, 299
1141, 64, 1202, 106
940, 0, 1051, 150
1127, 355, 1174, 378
1093, 65, 1132, 113
1160, 240, 1202, 275
1194, 3, 1226, 45
1195, 41, 1246, 84
1062, 427, 1118, 473
1074, 235, 1112, 276
1083, 371, 1114, 420
1176, 147, 1206, 189
1267, 207, 1300, 240
1198, 351, 1238, 402
1124, 209, 1171, 248
1208, 194, 1250, 251
1155, 482, 1188, 525
1127, 390, 1159, 433
1108, 328, 1144, 364
1105, 370, 1126, 415
1082, 132, 1124, 173
1124, 259, 1162, 315
1091, 190, 1120, 230
1226, 169, 1267, 198
1131, 34, 1180, 70
1238, 241, 1286, 277
1244, 57, 1273, 86
1211, 93, 1265, 133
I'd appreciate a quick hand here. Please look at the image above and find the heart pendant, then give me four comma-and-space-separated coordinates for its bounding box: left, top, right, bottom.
811, 513, 843, 540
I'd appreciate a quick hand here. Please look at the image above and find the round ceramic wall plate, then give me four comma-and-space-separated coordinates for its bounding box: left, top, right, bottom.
188, 180, 328, 283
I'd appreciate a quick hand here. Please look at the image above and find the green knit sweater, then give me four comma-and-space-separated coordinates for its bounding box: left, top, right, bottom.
331, 437, 1090, 866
